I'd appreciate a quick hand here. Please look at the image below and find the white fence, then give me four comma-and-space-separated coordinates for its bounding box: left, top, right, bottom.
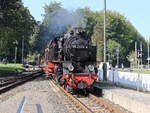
98, 69, 150, 91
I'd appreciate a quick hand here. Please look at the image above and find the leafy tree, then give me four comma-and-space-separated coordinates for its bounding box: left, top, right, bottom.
83, 9, 146, 66
127, 51, 138, 68
0, 0, 36, 62
91, 23, 103, 61
107, 40, 125, 66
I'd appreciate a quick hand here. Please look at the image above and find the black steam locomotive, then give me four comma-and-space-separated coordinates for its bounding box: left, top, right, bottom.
43, 27, 98, 93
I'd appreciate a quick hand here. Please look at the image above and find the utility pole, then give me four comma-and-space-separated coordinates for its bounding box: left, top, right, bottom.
116, 47, 119, 68
14, 47, 17, 64
137, 50, 140, 91
137, 42, 142, 91
148, 38, 150, 68
22, 37, 24, 64
103, 0, 106, 63
135, 42, 137, 68
140, 41, 142, 68
103, 0, 107, 81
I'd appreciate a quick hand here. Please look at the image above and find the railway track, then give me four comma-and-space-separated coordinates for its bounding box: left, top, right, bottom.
0, 71, 42, 94
49, 80, 125, 113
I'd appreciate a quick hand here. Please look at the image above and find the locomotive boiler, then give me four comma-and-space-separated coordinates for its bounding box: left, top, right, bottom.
43, 27, 98, 94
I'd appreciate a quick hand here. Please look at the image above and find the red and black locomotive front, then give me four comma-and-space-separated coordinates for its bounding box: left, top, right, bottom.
43, 27, 98, 93
60, 28, 97, 91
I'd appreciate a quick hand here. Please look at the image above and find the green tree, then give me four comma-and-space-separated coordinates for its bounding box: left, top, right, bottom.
127, 51, 138, 68
107, 40, 125, 66
0, 0, 36, 62
83, 9, 146, 66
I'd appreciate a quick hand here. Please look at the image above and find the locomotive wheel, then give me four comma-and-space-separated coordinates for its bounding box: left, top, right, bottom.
49, 74, 53, 79
71, 89, 77, 95
64, 83, 72, 93
83, 88, 89, 96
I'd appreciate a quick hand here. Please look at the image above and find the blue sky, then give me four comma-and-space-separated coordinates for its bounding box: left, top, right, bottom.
22, 0, 150, 39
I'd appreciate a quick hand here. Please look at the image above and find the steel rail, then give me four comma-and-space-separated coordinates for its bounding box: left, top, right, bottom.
0, 71, 41, 94
89, 94, 124, 113
0, 71, 41, 86
50, 80, 125, 113
0, 79, 18, 87
59, 86, 93, 113
50, 80, 93, 113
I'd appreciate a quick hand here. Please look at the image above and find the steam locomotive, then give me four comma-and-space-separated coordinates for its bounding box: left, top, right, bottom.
43, 27, 98, 94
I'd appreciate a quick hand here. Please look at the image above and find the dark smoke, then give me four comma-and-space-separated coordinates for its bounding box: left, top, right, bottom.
35, 7, 86, 51
46, 8, 85, 38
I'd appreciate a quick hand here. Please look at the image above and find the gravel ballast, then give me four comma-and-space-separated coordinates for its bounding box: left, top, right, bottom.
0, 76, 81, 113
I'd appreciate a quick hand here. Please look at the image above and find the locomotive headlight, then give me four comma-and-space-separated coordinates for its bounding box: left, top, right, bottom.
68, 64, 74, 71
88, 65, 94, 71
